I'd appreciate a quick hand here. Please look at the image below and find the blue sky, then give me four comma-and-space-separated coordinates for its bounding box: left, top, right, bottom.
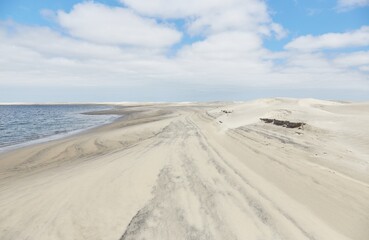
2, 0, 368, 50
0, 0, 369, 102
266, 0, 369, 50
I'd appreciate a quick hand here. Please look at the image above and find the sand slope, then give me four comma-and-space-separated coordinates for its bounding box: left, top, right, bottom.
0, 99, 368, 240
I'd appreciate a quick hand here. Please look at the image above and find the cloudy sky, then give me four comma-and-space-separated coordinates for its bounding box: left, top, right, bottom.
0, 0, 368, 102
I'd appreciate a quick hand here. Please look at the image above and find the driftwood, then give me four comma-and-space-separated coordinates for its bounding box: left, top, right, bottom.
260, 118, 305, 129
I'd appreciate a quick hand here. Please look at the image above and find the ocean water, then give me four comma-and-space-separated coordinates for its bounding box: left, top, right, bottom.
0, 105, 119, 150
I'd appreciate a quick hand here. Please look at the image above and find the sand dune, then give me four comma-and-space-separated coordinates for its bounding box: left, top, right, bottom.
0, 99, 368, 240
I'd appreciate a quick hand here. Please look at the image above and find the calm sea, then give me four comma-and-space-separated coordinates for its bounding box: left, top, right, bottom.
0, 105, 119, 151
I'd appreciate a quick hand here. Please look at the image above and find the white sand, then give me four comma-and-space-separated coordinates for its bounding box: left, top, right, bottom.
0, 99, 368, 240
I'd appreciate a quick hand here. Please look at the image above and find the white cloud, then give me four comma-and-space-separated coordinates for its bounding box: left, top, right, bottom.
0, 21, 179, 87
179, 31, 263, 59
333, 51, 369, 67
121, 0, 257, 18
2, 20, 367, 91
57, 2, 182, 48
285, 26, 369, 51
337, 0, 369, 10
359, 65, 369, 72
121, 0, 285, 39
1, 1, 369, 100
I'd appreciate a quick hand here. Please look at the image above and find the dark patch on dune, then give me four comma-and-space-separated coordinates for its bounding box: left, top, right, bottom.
260, 118, 305, 129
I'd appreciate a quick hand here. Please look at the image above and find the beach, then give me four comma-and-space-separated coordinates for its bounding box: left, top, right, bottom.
0, 98, 368, 240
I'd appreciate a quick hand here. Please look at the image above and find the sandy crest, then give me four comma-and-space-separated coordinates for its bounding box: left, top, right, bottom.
0, 99, 368, 240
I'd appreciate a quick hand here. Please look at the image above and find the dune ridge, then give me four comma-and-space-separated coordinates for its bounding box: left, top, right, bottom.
0, 99, 368, 240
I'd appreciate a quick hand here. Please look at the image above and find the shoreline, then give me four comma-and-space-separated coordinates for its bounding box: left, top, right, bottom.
0, 105, 124, 155
0, 115, 122, 155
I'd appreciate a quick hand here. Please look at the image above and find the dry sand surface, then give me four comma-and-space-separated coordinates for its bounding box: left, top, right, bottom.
0, 98, 368, 240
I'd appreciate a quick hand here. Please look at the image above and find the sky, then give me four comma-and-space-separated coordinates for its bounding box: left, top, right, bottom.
0, 0, 368, 102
